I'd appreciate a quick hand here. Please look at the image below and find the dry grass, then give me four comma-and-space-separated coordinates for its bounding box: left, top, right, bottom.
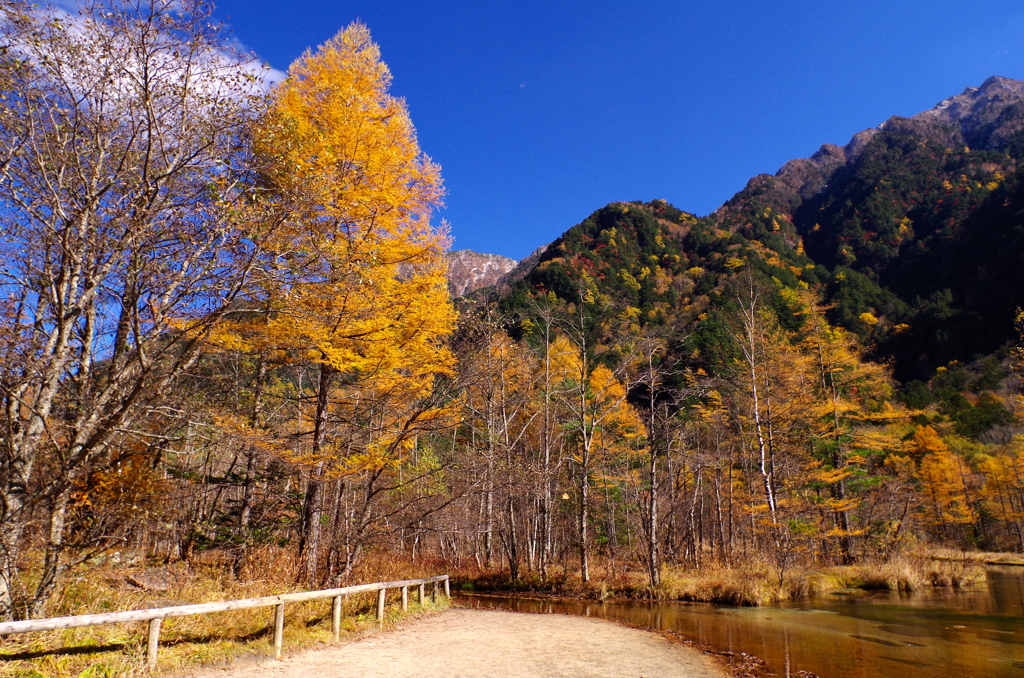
0, 549, 451, 678
928, 546, 1024, 567
843, 552, 985, 590
451, 548, 991, 606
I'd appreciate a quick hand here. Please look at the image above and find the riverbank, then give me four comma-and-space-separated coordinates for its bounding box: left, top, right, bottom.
191, 608, 727, 678
930, 547, 1024, 566
457, 566, 1024, 678
453, 550, 988, 606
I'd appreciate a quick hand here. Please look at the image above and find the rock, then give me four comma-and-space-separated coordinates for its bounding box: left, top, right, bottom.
126, 569, 172, 592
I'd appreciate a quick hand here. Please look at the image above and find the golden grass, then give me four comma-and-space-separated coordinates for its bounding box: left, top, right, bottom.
842, 552, 985, 591
928, 546, 1024, 567
450, 548, 991, 606
0, 549, 451, 678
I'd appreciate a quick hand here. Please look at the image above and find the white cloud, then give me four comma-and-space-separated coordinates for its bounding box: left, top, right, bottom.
17, 0, 285, 95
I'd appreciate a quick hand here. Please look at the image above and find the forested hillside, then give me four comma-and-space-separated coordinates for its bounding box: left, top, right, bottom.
2, 0, 1024, 629
471, 194, 1022, 586
714, 76, 1024, 381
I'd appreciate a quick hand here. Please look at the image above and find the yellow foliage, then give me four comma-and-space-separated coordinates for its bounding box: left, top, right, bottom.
547, 333, 584, 384
587, 365, 644, 440
884, 454, 915, 479
219, 23, 457, 479
859, 312, 879, 326
897, 217, 913, 237
808, 467, 855, 485
916, 449, 977, 527
620, 270, 642, 291
230, 22, 455, 381
980, 444, 1024, 528
912, 426, 947, 456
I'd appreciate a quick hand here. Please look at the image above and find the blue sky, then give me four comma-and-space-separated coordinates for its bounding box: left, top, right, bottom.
212, 0, 1024, 261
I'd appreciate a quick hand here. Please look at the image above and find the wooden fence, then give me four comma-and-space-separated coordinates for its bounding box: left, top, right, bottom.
0, 574, 450, 670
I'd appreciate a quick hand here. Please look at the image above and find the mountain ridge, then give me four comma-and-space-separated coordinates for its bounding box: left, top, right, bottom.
472, 75, 1024, 384
713, 74, 1024, 233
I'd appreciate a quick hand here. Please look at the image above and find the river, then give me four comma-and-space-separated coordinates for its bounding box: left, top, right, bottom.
455, 566, 1024, 678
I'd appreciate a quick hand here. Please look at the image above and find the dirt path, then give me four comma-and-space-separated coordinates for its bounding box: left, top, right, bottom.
193, 608, 726, 678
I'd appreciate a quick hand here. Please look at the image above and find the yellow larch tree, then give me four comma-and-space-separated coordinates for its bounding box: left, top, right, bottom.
232, 23, 455, 584
1013, 309, 1024, 405
915, 430, 978, 544
520, 316, 578, 576
799, 296, 907, 562
911, 425, 949, 459
728, 281, 817, 532
979, 443, 1024, 551
459, 325, 534, 572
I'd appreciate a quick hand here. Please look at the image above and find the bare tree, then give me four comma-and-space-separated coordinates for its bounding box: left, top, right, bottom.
0, 0, 268, 618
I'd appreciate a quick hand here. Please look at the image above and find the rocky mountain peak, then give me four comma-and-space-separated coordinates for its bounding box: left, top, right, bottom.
445, 249, 518, 297
713, 76, 1024, 228
907, 74, 1024, 149
920, 75, 1024, 121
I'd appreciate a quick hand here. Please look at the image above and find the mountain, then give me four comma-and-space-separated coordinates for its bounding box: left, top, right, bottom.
445, 249, 518, 297
494, 198, 798, 383
489, 75, 1024, 385
711, 75, 1024, 379
714, 76, 1024, 234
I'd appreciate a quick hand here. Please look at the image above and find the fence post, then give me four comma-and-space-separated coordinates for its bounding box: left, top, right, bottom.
273, 603, 285, 659
146, 618, 162, 671
418, 583, 425, 606
432, 580, 438, 603
401, 586, 408, 611
332, 595, 342, 643
376, 587, 386, 624
444, 576, 450, 598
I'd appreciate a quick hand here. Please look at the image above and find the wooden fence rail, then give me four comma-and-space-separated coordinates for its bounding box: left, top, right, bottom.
0, 574, 450, 670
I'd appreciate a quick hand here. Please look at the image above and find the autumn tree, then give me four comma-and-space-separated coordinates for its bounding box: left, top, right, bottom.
0, 0, 268, 618
521, 301, 573, 577
798, 296, 908, 562
623, 333, 686, 587
456, 321, 536, 575
552, 328, 643, 582
236, 23, 454, 585
979, 440, 1024, 551
689, 387, 738, 565
726, 277, 811, 528
916, 441, 979, 545
1012, 308, 1024, 414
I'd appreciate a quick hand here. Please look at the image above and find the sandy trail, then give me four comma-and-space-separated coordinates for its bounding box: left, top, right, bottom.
192, 608, 725, 678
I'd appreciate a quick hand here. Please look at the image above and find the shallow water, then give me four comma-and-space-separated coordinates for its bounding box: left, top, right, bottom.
455, 567, 1024, 678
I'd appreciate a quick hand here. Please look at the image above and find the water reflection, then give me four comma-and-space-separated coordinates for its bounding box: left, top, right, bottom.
456, 567, 1024, 678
